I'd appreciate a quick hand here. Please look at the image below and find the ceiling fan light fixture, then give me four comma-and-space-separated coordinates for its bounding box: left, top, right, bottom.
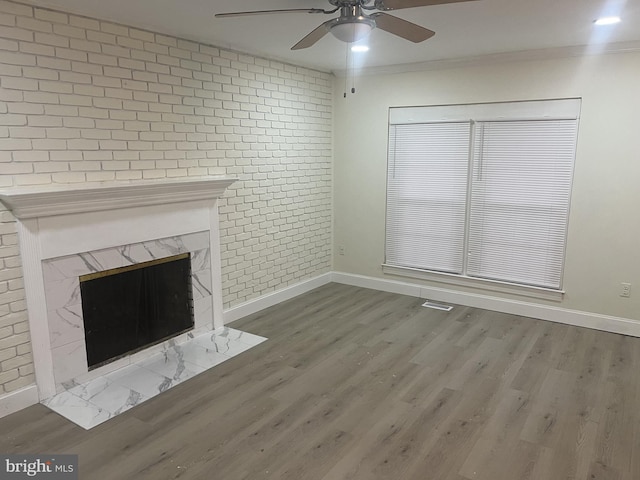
594, 16, 621, 26
329, 19, 375, 43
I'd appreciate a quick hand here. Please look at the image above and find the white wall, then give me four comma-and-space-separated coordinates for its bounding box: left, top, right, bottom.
0, 0, 332, 397
333, 51, 640, 321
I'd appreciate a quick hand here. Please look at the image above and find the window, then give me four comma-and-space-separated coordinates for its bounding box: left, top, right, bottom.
385, 99, 580, 291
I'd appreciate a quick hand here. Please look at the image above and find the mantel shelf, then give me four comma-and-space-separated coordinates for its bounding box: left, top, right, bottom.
0, 176, 237, 219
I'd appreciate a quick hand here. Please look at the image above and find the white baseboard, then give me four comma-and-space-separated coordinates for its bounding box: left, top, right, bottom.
0, 385, 39, 419
331, 271, 640, 338
223, 272, 333, 324
332, 272, 423, 297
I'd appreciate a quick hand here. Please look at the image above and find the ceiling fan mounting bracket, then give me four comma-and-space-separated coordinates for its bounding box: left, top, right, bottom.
338, 4, 368, 20
329, 0, 374, 7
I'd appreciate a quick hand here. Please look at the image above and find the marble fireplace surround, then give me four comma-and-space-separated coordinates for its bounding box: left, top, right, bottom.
0, 176, 236, 401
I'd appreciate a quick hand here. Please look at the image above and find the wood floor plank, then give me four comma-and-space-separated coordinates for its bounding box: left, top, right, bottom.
457, 388, 531, 479
1, 283, 639, 480
317, 399, 417, 480
363, 388, 463, 479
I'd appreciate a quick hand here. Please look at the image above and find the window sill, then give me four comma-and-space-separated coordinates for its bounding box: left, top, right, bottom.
382, 264, 565, 302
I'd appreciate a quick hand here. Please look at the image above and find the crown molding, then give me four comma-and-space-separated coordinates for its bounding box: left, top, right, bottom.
333, 40, 640, 77
0, 176, 237, 219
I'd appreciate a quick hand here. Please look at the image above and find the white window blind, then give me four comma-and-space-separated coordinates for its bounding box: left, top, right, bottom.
467, 120, 578, 289
386, 122, 470, 274
385, 99, 580, 291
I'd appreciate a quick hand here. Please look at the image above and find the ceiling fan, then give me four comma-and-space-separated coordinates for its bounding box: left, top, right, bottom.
215, 0, 478, 50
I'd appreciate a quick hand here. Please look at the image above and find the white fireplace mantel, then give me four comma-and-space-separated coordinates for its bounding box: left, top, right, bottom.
0, 176, 237, 219
0, 176, 236, 401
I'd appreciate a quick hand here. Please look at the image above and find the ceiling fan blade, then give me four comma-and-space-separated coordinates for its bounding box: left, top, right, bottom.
291, 21, 332, 50
215, 8, 327, 18
370, 13, 435, 43
374, 0, 477, 11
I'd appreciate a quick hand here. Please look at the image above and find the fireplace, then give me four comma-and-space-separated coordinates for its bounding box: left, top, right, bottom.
0, 176, 236, 400
41, 231, 211, 392
80, 253, 195, 370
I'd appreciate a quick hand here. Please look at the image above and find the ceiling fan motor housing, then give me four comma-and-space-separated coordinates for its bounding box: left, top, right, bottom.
328, 5, 376, 43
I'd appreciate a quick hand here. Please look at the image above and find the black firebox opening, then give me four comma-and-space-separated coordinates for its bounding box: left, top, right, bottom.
80, 253, 194, 370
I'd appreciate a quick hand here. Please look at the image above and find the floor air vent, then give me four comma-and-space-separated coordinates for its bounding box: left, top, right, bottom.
422, 300, 453, 312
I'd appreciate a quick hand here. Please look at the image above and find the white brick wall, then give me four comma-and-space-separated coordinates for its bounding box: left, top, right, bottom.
0, 0, 333, 395
0, 205, 33, 394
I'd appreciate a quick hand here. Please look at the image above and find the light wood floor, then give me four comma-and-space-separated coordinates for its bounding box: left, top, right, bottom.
1, 283, 639, 480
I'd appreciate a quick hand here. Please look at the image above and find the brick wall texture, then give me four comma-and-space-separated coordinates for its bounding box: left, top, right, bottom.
0, 0, 333, 395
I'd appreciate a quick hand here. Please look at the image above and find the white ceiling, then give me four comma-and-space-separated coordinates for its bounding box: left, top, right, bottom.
22, 0, 640, 72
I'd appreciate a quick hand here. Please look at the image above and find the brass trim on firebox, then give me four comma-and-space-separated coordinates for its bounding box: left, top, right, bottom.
79, 253, 190, 283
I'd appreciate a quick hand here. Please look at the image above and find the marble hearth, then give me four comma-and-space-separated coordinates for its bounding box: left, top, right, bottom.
43, 327, 266, 429
0, 177, 268, 427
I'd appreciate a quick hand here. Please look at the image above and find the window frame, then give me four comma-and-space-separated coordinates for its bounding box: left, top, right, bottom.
384, 98, 581, 299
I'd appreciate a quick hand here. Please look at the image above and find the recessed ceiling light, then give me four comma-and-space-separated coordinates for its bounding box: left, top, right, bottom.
594, 16, 621, 26
351, 45, 369, 52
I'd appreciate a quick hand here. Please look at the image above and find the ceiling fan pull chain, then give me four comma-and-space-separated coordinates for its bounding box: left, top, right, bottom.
350, 66, 356, 94
344, 42, 349, 98
349, 54, 356, 95
351, 45, 358, 93
351, 42, 356, 94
